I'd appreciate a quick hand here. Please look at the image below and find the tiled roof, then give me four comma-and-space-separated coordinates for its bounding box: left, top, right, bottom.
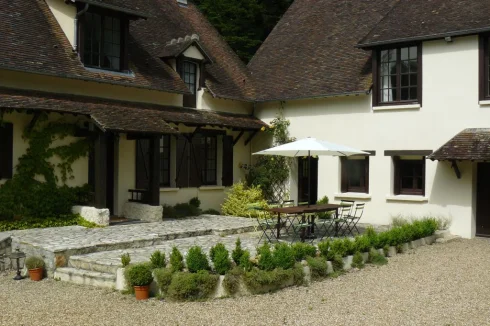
0, 88, 266, 133
358, 0, 490, 47
248, 0, 398, 102
428, 129, 490, 161
76, 0, 151, 18
0, 0, 253, 101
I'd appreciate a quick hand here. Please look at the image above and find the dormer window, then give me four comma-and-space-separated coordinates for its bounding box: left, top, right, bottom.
78, 8, 128, 72
182, 61, 197, 95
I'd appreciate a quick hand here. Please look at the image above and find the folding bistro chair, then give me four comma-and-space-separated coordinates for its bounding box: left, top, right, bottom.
334, 200, 354, 237
247, 203, 278, 244
287, 201, 316, 243
343, 203, 364, 236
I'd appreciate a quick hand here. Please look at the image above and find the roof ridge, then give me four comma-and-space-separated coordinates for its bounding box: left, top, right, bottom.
166, 33, 200, 46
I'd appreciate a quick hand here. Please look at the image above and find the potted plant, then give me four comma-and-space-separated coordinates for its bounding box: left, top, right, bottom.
125, 263, 154, 300
25, 256, 45, 281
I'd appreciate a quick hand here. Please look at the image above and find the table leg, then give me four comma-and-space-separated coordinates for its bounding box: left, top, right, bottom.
335, 208, 339, 237
277, 212, 281, 239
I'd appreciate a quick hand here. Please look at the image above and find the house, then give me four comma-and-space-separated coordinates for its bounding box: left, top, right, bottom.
0, 0, 264, 221
249, 0, 490, 238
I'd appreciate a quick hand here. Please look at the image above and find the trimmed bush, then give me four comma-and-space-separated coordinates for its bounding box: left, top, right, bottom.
351, 251, 364, 269
220, 182, 268, 218
0, 214, 98, 232
272, 243, 295, 270
25, 256, 45, 270
209, 243, 232, 275
354, 235, 370, 253
162, 198, 202, 219
331, 254, 344, 272
154, 268, 173, 296
167, 271, 219, 301
318, 240, 330, 259
291, 242, 317, 261
202, 209, 220, 215
257, 243, 275, 271
125, 263, 154, 287
186, 246, 211, 273
232, 238, 245, 265
368, 248, 388, 266
306, 256, 328, 279
223, 266, 243, 295
189, 197, 201, 208
239, 251, 253, 271
343, 238, 356, 256
170, 246, 185, 273
120, 253, 131, 267
149, 250, 166, 269
328, 239, 347, 260
365, 226, 379, 249
243, 264, 304, 294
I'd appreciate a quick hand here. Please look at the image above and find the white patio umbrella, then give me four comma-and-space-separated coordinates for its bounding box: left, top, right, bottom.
253, 137, 369, 205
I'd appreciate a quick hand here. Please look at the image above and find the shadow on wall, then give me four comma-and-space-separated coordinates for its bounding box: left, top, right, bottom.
429, 160, 472, 208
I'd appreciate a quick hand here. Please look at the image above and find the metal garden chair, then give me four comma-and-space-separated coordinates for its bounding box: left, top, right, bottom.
247, 203, 278, 244
343, 203, 364, 236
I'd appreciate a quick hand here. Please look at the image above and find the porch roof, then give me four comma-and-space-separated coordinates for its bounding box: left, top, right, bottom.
0, 87, 266, 133
428, 129, 490, 161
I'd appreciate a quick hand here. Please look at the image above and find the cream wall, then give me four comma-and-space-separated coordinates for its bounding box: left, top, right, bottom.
254, 35, 485, 238
46, 0, 77, 47
0, 112, 89, 187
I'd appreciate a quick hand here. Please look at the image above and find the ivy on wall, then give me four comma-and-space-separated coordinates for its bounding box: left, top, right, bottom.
246, 104, 295, 201
0, 112, 91, 219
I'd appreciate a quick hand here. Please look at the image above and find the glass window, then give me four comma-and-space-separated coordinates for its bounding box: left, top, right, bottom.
182, 61, 197, 94
394, 158, 425, 196
82, 12, 122, 71
341, 157, 369, 193
378, 45, 420, 105
201, 136, 217, 185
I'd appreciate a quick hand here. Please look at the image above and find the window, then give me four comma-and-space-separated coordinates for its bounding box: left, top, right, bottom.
160, 135, 171, 187
480, 35, 490, 100
0, 122, 13, 180
374, 45, 422, 106
200, 135, 217, 185
180, 61, 198, 107
80, 9, 127, 71
393, 157, 425, 196
341, 157, 369, 193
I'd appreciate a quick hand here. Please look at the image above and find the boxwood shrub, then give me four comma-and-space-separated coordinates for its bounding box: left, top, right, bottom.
167, 271, 219, 301
125, 263, 154, 287
186, 246, 211, 273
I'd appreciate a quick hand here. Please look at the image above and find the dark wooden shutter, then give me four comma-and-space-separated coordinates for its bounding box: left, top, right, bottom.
189, 134, 203, 188
421, 157, 426, 196
176, 135, 189, 188
364, 156, 370, 194
222, 136, 234, 187
310, 157, 319, 205
0, 122, 13, 179
340, 157, 348, 193
393, 156, 401, 195
135, 139, 150, 189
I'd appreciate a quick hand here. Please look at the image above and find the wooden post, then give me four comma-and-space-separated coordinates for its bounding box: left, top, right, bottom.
148, 135, 160, 206
94, 130, 107, 209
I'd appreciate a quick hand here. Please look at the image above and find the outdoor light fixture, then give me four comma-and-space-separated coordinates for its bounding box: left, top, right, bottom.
9, 249, 26, 281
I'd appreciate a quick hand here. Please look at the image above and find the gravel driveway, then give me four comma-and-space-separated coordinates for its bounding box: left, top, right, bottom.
1, 238, 490, 326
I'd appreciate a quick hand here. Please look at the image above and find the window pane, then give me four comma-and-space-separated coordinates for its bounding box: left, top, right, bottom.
401, 47, 409, 61
410, 74, 417, 86
409, 60, 418, 73
401, 88, 409, 101
401, 61, 409, 74
409, 87, 418, 100
401, 75, 409, 87
409, 46, 417, 59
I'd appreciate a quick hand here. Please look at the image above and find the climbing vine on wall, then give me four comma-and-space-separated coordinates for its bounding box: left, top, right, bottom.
0, 112, 91, 219
246, 103, 295, 202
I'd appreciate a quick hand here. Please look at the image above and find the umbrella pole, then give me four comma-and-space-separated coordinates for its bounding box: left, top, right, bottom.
308, 150, 311, 207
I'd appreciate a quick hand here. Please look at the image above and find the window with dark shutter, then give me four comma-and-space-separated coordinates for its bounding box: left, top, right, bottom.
393, 157, 425, 196
222, 136, 234, 187
160, 135, 171, 187
0, 122, 13, 180
340, 157, 369, 193
480, 34, 490, 101
176, 135, 190, 188
135, 139, 150, 189
179, 60, 198, 108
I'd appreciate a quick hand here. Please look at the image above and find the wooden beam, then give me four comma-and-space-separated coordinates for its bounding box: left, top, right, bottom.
451, 160, 462, 179
244, 130, 258, 146
384, 150, 433, 156
233, 130, 244, 146
148, 135, 160, 206
27, 112, 41, 132
94, 131, 107, 209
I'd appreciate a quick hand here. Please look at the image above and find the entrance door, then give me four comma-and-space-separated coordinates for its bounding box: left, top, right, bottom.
298, 157, 318, 205
477, 163, 490, 236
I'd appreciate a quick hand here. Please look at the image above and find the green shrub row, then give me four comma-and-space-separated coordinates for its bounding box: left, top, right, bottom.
161, 197, 219, 219
0, 214, 100, 232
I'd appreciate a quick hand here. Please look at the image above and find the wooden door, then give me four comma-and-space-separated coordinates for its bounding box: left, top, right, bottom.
298, 157, 318, 205
477, 163, 490, 236
105, 134, 115, 215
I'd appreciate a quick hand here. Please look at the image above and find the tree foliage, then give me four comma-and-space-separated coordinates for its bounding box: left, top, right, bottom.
194, 0, 294, 63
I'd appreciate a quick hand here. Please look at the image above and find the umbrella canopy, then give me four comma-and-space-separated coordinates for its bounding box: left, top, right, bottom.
253, 137, 369, 157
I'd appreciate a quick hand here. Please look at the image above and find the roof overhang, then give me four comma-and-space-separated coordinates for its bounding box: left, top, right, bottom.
160, 36, 213, 64
72, 0, 150, 19
428, 128, 490, 161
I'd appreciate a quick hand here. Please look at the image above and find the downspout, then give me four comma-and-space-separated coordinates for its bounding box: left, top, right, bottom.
74, 3, 89, 52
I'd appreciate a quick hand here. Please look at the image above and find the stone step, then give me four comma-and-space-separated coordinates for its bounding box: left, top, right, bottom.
68, 256, 120, 275
54, 267, 116, 289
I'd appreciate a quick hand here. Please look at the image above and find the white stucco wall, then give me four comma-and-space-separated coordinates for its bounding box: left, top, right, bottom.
254, 35, 485, 238
46, 0, 77, 47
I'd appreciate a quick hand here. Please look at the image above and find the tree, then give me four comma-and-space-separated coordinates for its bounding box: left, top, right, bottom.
194, 0, 293, 63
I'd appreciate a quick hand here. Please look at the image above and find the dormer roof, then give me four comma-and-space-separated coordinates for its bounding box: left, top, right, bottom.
160, 34, 213, 63
73, 0, 150, 18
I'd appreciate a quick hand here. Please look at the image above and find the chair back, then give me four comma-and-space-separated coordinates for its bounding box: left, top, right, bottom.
353, 203, 365, 218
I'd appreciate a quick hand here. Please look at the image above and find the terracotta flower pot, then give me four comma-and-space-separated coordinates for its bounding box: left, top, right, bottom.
29, 268, 43, 281
134, 285, 150, 300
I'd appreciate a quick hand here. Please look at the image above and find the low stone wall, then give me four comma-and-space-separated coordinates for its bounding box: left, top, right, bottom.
72, 206, 110, 226
123, 202, 163, 222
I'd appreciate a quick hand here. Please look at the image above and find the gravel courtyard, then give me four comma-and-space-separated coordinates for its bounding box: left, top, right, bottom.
1, 238, 490, 326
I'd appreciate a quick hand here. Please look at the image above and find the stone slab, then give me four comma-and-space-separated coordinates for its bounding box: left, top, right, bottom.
72, 206, 110, 226
123, 202, 163, 223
